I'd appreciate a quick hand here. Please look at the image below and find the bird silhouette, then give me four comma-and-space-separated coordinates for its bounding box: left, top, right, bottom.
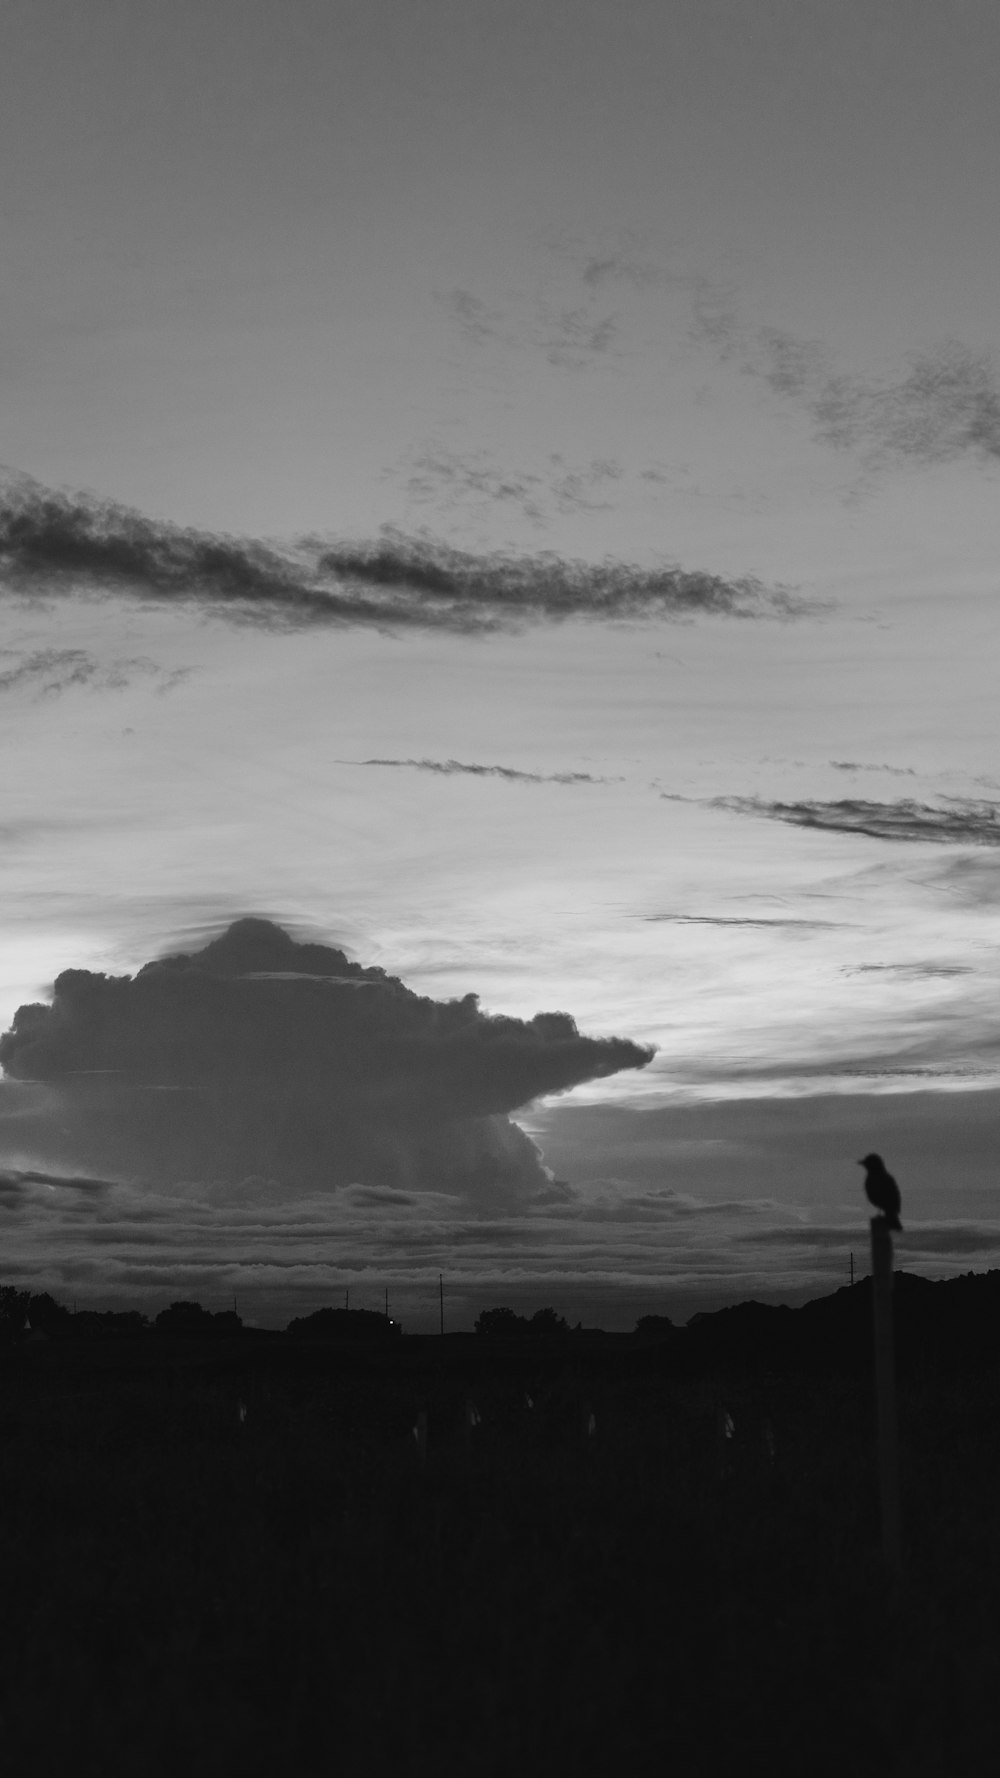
858, 1153, 902, 1231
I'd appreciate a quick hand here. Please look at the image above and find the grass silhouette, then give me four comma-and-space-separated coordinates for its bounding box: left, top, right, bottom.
0, 1338, 997, 1773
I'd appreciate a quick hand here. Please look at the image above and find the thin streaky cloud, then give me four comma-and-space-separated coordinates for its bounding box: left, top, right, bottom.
0, 476, 809, 631
830, 760, 917, 777
709, 796, 1000, 846
639, 914, 843, 928
841, 963, 973, 978
348, 758, 617, 785
0, 1167, 114, 1200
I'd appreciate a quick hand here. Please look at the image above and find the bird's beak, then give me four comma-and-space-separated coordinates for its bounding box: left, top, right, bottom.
855, 1159, 864, 1165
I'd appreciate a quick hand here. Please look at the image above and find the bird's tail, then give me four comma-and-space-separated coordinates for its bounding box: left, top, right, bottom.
887, 1213, 902, 1233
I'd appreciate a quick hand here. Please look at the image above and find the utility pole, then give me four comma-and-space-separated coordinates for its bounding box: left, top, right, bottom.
871, 1217, 902, 1574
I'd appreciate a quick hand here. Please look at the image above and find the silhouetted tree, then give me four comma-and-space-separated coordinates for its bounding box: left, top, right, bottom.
475, 1306, 529, 1337
155, 1300, 241, 1336
475, 1306, 569, 1338
635, 1314, 675, 1338
285, 1307, 399, 1342
0, 1285, 31, 1341
26, 1291, 73, 1333
72, 1308, 151, 1338
529, 1307, 569, 1338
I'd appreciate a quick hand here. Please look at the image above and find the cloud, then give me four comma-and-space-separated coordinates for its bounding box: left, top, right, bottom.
709, 795, 1000, 846
436, 287, 507, 347
0, 474, 802, 630
547, 456, 624, 513
347, 758, 614, 785
0, 1166, 114, 1210
536, 304, 620, 371
639, 913, 842, 928
579, 252, 666, 291
805, 338, 1000, 470
398, 449, 548, 524
830, 761, 917, 777
398, 448, 625, 521
0, 917, 654, 1208
841, 963, 973, 979
320, 528, 804, 624
739, 1222, 1000, 1259
0, 647, 189, 699
693, 307, 1000, 472
434, 281, 623, 371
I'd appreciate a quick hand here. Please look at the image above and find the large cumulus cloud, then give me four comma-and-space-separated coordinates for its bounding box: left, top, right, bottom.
0, 918, 654, 1206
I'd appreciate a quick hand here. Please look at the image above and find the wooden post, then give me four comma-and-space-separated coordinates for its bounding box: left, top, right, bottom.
870, 1217, 902, 1574
464, 1398, 479, 1468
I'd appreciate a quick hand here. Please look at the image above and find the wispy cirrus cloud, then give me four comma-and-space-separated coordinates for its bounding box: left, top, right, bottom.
536, 304, 620, 370
399, 445, 624, 522
708, 796, 1000, 846
346, 758, 615, 785
579, 250, 668, 291
0, 647, 189, 699
0, 475, 800, 631
438, 287, 507, 347
435, 282, 622, 372
693, 302, 1000, 472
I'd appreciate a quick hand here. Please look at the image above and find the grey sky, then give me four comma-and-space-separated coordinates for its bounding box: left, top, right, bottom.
2, 1, 1000, 1325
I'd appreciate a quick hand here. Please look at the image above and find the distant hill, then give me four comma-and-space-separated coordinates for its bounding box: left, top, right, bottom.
664, 1270, 1000, 1377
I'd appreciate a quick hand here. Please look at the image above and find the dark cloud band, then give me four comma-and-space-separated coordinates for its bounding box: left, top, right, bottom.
0, 474, 804, 634
710, 796, 1000, 846
350, 758, 611, 785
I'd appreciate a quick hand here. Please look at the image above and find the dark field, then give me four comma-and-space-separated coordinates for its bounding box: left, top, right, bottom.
1, 1335, 999, 1776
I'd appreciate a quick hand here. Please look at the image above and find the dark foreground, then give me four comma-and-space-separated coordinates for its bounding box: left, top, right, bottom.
1, 1335, 998, 1776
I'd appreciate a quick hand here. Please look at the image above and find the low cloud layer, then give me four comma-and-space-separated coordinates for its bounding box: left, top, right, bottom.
711, 796, 1000, 846
0, 474, 802, 631
0, 917, 654, 1206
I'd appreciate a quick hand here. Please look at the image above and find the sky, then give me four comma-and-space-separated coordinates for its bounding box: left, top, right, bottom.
2, 0, 999, 1329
